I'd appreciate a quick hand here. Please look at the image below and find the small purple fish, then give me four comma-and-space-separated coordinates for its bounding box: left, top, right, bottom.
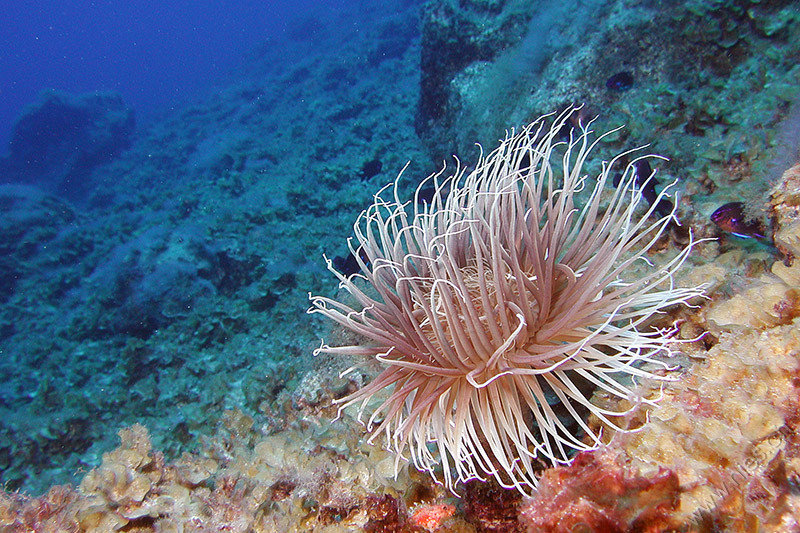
710, 202, 766, 239
332, 246, 371, 276
606, 71, 634, 92
359, 159, 383, 180
612, 159, 673, 217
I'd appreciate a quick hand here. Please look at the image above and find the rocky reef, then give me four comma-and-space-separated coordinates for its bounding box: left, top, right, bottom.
3, 161, 800, 530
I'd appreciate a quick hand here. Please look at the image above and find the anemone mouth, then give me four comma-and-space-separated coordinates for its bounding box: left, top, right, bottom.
413, 257, 540, 370
308, 107, 705, 495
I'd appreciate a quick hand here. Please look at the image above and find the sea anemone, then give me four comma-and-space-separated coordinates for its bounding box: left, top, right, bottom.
308, 108, 703, 494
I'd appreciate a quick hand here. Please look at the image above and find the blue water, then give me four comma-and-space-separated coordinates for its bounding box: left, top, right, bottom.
0, 0, 340, 150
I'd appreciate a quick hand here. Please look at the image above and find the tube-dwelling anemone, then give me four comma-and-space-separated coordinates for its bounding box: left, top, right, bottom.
308, 108, 703, 495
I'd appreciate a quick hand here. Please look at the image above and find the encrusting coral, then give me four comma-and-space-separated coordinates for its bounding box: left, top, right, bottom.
309, 107, 705, 494
0, 407, 524, 531
0, 415, 434, 532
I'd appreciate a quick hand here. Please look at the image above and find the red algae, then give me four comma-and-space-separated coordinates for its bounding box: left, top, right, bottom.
520, 451, 680, 533
410, 503, 456, 531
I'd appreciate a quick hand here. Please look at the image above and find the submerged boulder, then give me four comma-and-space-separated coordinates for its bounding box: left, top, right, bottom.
0, 90, 135, 197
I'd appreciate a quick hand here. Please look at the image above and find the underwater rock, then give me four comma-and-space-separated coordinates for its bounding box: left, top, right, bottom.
613, 284, 800, 530
462, 479, 524, 532
706, 279, 800, 332
80, 225, 218, 339
0, 184, 77, 257
0, 184, 83, 305
415, 0, 534, 152
0, 90, 135, 198
770, 163, 800, 262
520, 450, 681, 532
